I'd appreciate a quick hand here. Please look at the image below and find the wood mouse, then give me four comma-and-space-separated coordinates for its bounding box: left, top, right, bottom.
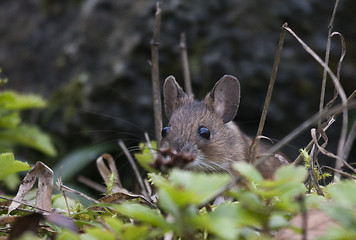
153, 75, 285, 179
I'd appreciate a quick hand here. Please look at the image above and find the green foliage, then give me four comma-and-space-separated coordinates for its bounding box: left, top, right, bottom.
134, 141, 157, 173
3, 162, 356, 240
0, 90, 47, 110
54, 166, 311, 240
0, 89, 56, 156
0, 124, 56, 157
300, 148, 331, 181
320, 181, 356, 238
0, 153, 31, 180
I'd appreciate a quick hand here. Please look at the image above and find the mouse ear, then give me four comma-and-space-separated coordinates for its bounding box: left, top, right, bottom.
163, 76, 188, 119
205, 75, 240, 123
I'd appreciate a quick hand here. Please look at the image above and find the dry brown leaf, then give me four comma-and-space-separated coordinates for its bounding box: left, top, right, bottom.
8, 161, 53, 214
96, 153, 122, 191
98, 190, 155, 207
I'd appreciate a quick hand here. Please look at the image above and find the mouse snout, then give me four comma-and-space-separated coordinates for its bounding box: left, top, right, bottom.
151, 141, 198, 172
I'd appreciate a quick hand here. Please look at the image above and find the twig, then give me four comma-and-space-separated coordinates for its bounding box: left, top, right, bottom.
251, 23, 287, 162
321, 166, 356, 180
283, 25, 349, 179
78, 175, 106, 193
151, 2, 163, 144
343, 119, 356, 160
294, 90, 356, 165
311, 129, 356, 175
59, 167, 71, 217
118, 140, 149, 199
318, 0, 340, 128
180, 32, 193, 97
0, 196, 52, 214
144, 132, 157, 159
309, 144, 324, 196
297, 194, 307, 240
283, 26, 347, 104
331, 31, 347, 180
256, 100, 356, 168
56, 178, 98, 204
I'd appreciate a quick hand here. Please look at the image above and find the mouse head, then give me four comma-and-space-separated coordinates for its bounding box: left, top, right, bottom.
152, 75, 241, 173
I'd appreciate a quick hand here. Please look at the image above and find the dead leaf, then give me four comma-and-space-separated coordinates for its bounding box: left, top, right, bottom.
96, 153, 122, 191
7, 212, 78, 239
8, 213, 42, 240
8, 161, 53, 214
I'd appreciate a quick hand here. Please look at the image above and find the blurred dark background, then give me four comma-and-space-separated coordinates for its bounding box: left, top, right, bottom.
0, 0, 355, 196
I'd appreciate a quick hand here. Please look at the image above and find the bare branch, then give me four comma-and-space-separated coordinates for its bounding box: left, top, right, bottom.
311, 129, 356, 175
294, 90, 356, 165
318, 0, 340, 128
342, 119, 356, 161
251, 23, 287, 161
309, 144, 324, 196
180, 32, 193, 97
118, 140, 149, 199
283, 25, 348, 179
258, 100, 356, 168
151, 2, 163, 144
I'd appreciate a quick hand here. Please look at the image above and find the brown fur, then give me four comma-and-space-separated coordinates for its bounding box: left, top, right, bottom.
154, 75, 285, 179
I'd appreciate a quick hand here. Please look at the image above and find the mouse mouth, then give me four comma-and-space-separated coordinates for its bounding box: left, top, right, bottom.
151, 147, 196, 172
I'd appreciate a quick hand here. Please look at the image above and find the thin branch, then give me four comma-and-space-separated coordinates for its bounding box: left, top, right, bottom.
257, 100, 356, 168
322, 166, 356, 180
294, 90, 356, 165
343, 119, 356, 160
151, 2, 163, 144
118, 140, 149, 199
318, 0, 340, 128
180, 32, 193, 97
283, 25, 348, 179
311, 129, 356, 175
283, 26, 347, 104
331, 31, 347, 180
56, 178, 98, 204
78, 176, 106, 193
309, 144, 324, 196
251, 23, 287, 162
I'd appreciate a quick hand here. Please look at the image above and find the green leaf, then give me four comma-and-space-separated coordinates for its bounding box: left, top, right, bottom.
134, 141, 157, 173
150, 170, 230, 210
169, 169, 231, 205
84, 228, 116, 240
321, 181, 356, 230
261, 165, 307, 200
0, 110, 21, 128
0, 90, 47, 110
321, 205, 356, 230
104, 217, 153, 240
2, 173, 21, 190
327, 181, 356, 208
53, 144, 115, 182
233, 162, 263, 184
0, 124, 57, 157
193, 203, 240, 240
57, 229, 80, 240
0, 153, 31, 180
275, 165, 307, 183
113, 202, 170, 230
157, 186, 180, 219
268, 213, 289, 229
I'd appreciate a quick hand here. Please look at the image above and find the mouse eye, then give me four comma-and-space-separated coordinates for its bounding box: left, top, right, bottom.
161, 126, 170, 138
198, 126, 210, 140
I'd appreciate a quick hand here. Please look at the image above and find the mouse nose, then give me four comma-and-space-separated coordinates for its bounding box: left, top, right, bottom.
151, 142, 196, 171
